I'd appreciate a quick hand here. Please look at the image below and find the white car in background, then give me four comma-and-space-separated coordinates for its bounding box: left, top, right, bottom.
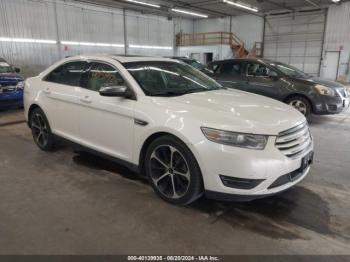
24, 55, 314, 205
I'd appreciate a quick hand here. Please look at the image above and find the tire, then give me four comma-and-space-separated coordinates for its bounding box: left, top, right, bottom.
286, 96, 312, 120
144, 135, 204, 205
29, 107, 55, 151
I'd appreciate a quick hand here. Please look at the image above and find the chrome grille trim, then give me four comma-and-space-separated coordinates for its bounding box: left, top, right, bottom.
276, 122, 312, 158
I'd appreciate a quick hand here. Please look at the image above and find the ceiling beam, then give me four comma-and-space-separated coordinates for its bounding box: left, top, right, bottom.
160, 0, 230, 17
167, 0, 263, 17
260, 0, 295, 12
304, 0, 322, 8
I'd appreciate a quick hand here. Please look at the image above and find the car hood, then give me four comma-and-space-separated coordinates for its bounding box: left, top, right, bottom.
293, 76, 344, 89
0, 73, 23, 82
154, 89, 306, 135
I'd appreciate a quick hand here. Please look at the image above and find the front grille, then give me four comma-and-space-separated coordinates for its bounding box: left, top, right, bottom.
268, 168, 304, 189
275, 122, 312, 158
328, 104, 338, 111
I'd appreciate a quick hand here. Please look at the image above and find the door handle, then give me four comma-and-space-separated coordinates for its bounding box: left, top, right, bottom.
80, 95, 92, 103
43, 88, 51, 94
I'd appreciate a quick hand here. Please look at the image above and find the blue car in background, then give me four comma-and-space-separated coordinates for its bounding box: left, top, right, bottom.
0, 58, 24, 109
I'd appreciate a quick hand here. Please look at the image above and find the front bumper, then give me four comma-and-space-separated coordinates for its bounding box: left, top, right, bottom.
190, 136, 313, 201
313, 94, 349, 115
0, 91, 23, 108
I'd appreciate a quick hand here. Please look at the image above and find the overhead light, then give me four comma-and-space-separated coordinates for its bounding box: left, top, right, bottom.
0, 37, 56, 44
332, 0, 341, 2
223, 0, 259, 13
125, 0, 160, 8
129, 44, 173, 50
171, 8, 208, 18
61, 41, 124, 47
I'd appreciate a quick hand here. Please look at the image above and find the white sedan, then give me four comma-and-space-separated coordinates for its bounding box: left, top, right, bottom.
24, 55, 314, 205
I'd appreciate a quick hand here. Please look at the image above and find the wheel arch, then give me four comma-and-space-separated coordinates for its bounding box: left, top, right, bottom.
283, 93, 314, 113
138, 131, 201, 176
27, 104, 53, 129
27, 104, 41, 127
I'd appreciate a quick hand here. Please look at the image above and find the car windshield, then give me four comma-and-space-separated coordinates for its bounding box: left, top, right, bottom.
269, 62, 308, 78
124, 61, 223, 97
0, 62, 15, 73
181, 59, 205, 70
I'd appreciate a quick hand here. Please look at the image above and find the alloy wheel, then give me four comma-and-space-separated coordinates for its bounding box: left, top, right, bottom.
149, 145, 190, 199
289, 100, 308, 116
31, 113, 49, 148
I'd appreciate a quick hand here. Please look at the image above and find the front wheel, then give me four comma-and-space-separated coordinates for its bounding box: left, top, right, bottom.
144, 135, 203, 205
29, 107, 55, 151
286, 96, 312, 120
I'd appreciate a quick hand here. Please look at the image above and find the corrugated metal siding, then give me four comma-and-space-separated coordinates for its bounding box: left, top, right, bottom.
0, 0, 59, 76
264, 11, 326, 76
0, 0, 191, 77
126, 10, 174, 56
322, 2, 350, 81
193, 15, 263, 51
231, 15, 263, 51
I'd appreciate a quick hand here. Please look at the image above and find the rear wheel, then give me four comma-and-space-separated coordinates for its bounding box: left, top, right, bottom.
144, 135, 203, 205
29, 108, 55, 151
286, 96, 312, 120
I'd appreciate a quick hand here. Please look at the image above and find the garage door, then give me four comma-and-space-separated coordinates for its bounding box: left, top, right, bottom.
263, 10, 326, 76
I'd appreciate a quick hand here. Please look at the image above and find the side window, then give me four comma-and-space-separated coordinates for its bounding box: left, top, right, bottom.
246, 63, 271, 77
45, 61, 87, 86
208, 63, 220, 73
86, 63, 126, 92
220, 62, 241, 75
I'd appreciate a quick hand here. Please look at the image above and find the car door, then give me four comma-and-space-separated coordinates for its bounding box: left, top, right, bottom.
41, 61, 88, 142
78, 61, 135, 162
243, 61, 284, 100
211, 61, 246, 90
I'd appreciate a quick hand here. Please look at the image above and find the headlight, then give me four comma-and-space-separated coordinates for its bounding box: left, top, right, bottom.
201, 127, 268, 150
314, 84, 335, 96
16, 81, 25, 90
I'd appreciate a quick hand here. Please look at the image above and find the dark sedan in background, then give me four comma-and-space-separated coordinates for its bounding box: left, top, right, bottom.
206, 58, 349, 118
0, 58, 24, 109
169, 57, 213, 74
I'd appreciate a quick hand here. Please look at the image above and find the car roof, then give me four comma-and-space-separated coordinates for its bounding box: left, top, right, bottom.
63, 54, 176, 63
170, 57, 192, 60
209, 58, 273, 64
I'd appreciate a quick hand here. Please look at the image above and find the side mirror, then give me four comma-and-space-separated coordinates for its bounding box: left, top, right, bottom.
15, 67, 20, 73
99, 86, 131, 98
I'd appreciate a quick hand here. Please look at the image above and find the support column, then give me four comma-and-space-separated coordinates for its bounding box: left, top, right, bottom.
53, 0, 62, 59
123, 8, 128, 55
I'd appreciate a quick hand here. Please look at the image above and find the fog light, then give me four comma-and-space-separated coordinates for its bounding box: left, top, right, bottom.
219, 175, 264, 190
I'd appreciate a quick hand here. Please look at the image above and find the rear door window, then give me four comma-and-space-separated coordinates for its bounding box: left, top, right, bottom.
45, 61, 88, 86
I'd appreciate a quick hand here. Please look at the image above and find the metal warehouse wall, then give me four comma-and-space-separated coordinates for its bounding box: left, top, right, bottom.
264, 10, 326, 76
0, 0, 193, 77
179, 15, 264, 63
193, 15, 264, 51
321, 2, 350, 82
